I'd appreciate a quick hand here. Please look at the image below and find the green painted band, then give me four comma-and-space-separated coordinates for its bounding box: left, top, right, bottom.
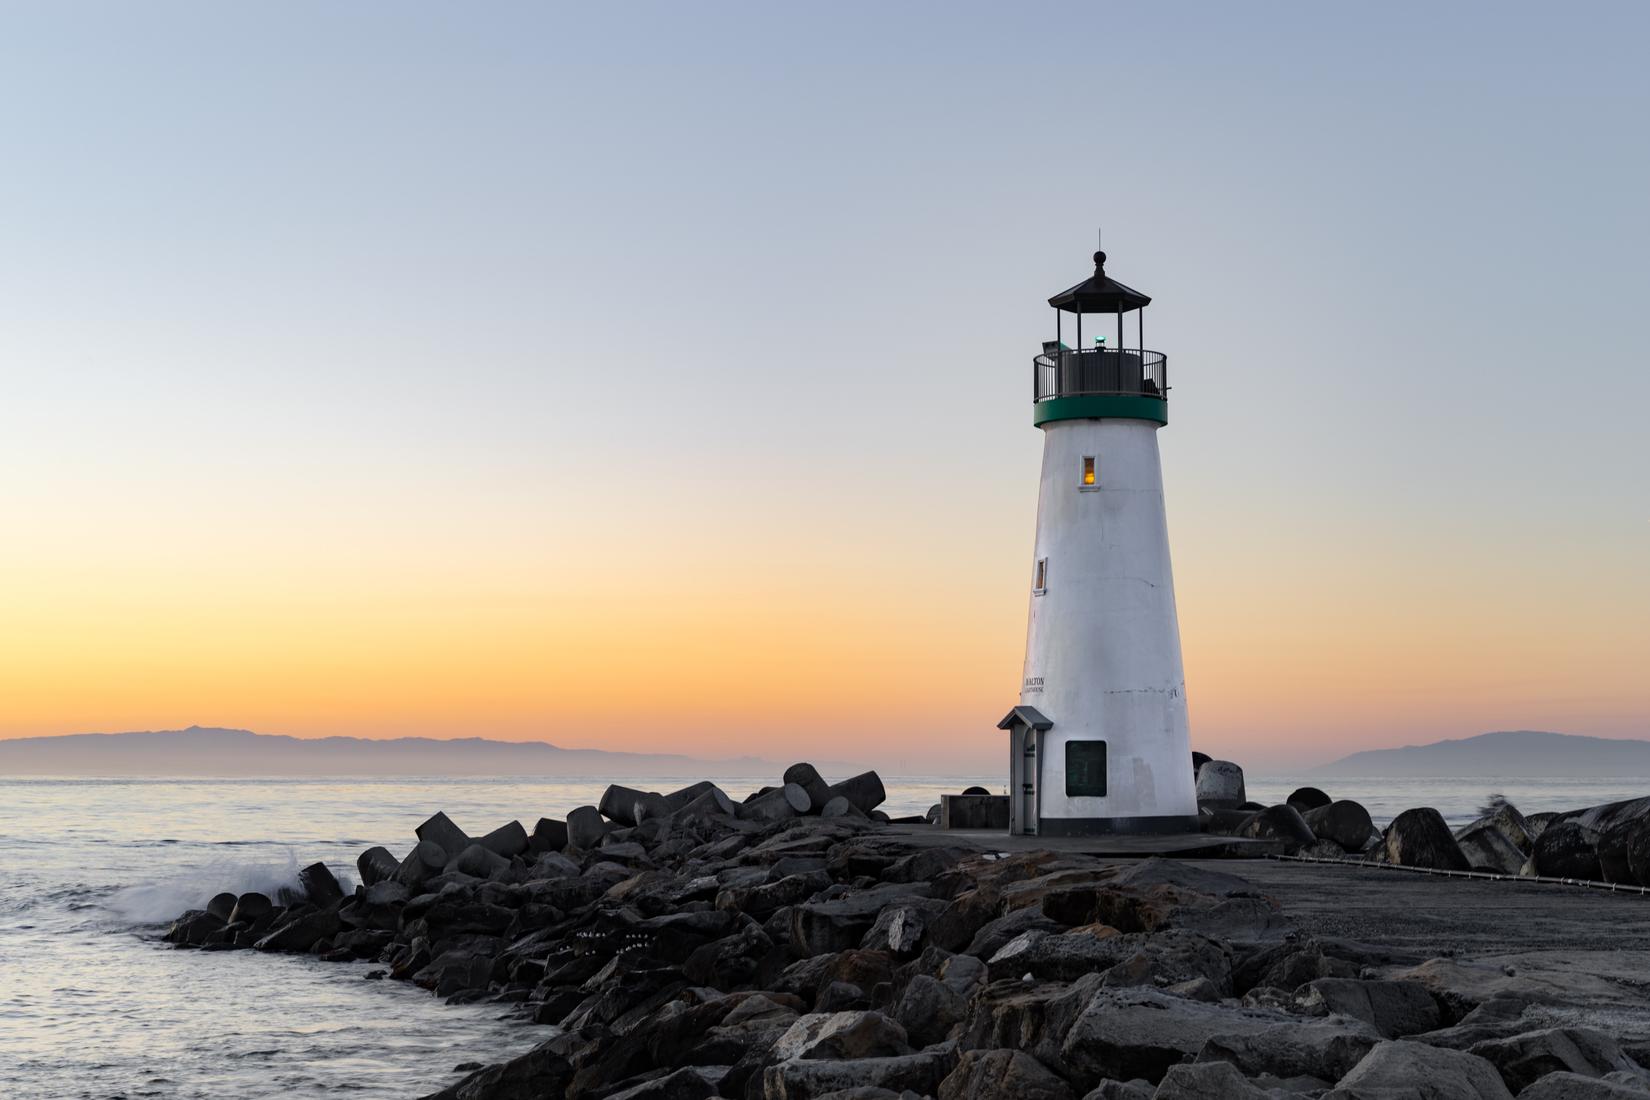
1032, 395, 1168, 427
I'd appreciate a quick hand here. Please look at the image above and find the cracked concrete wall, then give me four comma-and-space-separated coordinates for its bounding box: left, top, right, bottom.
1019, 416, 1196, 823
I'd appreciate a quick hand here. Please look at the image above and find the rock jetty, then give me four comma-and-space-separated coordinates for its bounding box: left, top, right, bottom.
163, 762, 1650, 1099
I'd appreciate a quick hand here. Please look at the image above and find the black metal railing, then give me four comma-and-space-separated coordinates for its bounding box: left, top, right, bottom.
1033, 347, 1168, 403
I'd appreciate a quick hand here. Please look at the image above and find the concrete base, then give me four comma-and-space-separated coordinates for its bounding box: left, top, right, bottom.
889, 823, 1283, 859
1037, 813, 1204, 837
940, 794, 1009, 830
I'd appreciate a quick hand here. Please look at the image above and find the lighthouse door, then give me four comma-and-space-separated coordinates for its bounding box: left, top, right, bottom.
1020, 729, 1038, 835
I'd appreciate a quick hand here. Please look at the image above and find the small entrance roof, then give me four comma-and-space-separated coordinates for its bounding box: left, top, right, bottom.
1048, 251, 1151, 315
997, 705, 1053, 731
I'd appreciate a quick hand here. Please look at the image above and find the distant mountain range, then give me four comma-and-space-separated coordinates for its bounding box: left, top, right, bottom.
1319, 730, 1650, 778
0, 726, 857, 779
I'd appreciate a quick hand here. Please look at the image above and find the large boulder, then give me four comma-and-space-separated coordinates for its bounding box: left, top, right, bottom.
1059, 986, 1289, 1086
1195, 761, 1245, 810
1295, 978, 1440, 1039
226, 891, 273, 926
791, 883, 933, 957
936, 1049, 1073, 1100
1152, 1062, 1273, 1100
1517, 1072, 1650, 1099
1303, 801, 1376, 853
1196, 1014, 1381, 1082
1466, 1027, 1646, 1093
761, 1049, 954, 1100
1595, 821, 1649, 885
394, 839, 447, 890
1531, 822, 1601, 880
768, 1011, 911, 1062
1323, 1039, 1512, 1099
357, 846, 400, 887
1384, 808, 1470, 871
254, 905, 341, 953
1457, 801, 1535, 854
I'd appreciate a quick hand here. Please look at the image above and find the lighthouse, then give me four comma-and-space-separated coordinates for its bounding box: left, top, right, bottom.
999, 245, 1199, 836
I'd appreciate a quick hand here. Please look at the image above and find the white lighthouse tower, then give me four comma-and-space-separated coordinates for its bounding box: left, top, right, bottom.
1000, 245, 1199, 836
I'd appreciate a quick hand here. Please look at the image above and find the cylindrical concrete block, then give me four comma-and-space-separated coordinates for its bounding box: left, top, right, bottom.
1195, 760, 1246, 810
598, 784, 659, 827
827, 771, 886, 815
738, 782, 811, 822
782, 763, 833, 814
566, 804, 608, 850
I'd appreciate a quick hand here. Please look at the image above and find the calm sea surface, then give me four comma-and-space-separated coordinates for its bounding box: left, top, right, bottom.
4, 773, 1650, 1100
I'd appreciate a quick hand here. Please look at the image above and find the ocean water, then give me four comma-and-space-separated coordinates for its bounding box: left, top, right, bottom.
4, 772, 1649, 1100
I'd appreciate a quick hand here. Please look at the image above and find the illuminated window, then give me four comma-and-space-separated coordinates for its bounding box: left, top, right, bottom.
1066, 740, 1107, 797
1080, 456, 1099, 490
1033, 558, 1047, 595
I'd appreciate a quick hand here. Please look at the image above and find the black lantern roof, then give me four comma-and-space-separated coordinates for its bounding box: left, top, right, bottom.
1047, 251, 1151, 315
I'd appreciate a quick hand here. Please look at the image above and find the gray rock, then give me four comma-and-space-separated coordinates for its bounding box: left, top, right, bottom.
604, 1065, 729, 1099
937, 1049, 1073, 1100
768, 1010, 912, 1062
1079, 1083, 1154, 1100
1455, 824, 1526, 875
1456, 802, 1534, 854
1297, 979, 1441, 1039
1323, 1039, 1513, 1099
762, 1049, 953, 1100
1060, 986, 1289, 1086
791, 883, 933, 957
1198, 1014, 1381, 1082
357, 846, 399, 887
1517, 1071, 1650, 1098
1466, 1027, 1645, 1093
826, 771, 887, 815
861, 903, 939, 957
1384, 808, 1471, 871
1195, 760, 1246, 809
566, 805, 607, 850
1153, 1062, 1273, 1099
1303, 801, 1377, 853
477, 820, 529, 858
415, 811, 471, 859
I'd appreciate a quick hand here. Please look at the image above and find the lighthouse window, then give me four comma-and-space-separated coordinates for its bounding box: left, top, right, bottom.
1065, 740, 1108, 797
1079, 456, 1099, 490
1033, 558, 1047, 595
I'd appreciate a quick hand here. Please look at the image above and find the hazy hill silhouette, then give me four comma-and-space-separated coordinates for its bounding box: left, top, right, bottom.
0, 725, 850, 778
1319, 730, 1650, 778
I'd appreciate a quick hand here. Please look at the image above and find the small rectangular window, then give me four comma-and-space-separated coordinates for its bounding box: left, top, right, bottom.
1033, 558, 1047, 595
1080, 456, 1099, 490
1065, 740, 1107, 797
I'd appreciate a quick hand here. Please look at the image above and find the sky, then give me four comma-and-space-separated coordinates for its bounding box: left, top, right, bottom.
0, 3, 1645, 772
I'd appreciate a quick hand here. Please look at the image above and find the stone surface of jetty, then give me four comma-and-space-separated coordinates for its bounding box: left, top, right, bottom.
163, 764, 1650, 1100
